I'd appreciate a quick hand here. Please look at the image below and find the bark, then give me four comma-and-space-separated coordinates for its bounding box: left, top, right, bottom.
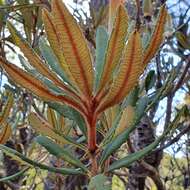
126, 116, 163, 190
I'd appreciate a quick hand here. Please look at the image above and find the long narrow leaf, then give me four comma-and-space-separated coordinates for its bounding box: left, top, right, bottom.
95, 26, 108, 90
36, 136, 88, 172
97, 31, 142, 113
7, 22, 79, 98
99, 96, 149, 165
0, 93, 13, 125
108, 106, 186, 171
97, 5, 128, 95
51, 0, 94, 98
0, 58, 86, 114
42, 10, 78, 89
0, 124, 12, 144
0, 145, 85, 175
143, 5, 167, 67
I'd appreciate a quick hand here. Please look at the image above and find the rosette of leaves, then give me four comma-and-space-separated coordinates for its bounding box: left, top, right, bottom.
0, 0, 168, 176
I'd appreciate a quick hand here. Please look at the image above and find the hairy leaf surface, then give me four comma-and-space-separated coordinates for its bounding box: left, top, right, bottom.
143, 5, 167, 67
97, 31, 142, 113
98, 5, 128, 95
51, 0, 94, 98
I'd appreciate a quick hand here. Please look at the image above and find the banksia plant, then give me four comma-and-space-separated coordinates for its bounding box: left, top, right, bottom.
0, 0, 180, 183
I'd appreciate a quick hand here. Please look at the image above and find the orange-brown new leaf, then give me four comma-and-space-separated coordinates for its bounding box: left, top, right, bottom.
0, 58, 86, 115
0, 93, 13, 126
0, 124, 12, 144
42, 9, 77, 89
143, 5, 167, 67
97, 5, 128, 97
51, 0, 94, 99
97, 31, 142, 113
7, 22, 77, 98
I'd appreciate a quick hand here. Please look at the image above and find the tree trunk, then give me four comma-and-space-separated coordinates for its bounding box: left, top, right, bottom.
126, 117, 163, 190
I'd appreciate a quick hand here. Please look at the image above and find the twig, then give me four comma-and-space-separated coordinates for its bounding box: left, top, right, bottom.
173, 55, 190, 93
155, 124, 190, 153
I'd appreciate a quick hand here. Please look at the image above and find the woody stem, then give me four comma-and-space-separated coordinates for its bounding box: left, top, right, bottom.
86, 115, 97, 153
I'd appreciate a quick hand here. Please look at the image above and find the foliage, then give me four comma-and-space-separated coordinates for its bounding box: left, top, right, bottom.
0, 0, 189, 189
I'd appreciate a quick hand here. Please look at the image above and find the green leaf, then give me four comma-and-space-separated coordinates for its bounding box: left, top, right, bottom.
36, 136, 88, 172
145, 70, 156, 92
135, 96, 149, 121
88, 174, 111, 190
108, 106, 186, 171
0, 167, 29, 182
122, 86, 139, 108
100, 96, 149, 165
108, 140, 158, 172
47, 102, 87, 136
0, 145, 85, 175
19, 54, 67, 96
95, 26, 109, 90
39, 37, 71, 85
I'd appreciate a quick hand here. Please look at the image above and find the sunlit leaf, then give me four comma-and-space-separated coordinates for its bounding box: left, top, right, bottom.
7, 22, 75, 95
97, 5, 128, 95
97, 31, 142, 113
143, 5, 167, 67
115, 105, 135, 136
42, 10, 78, 88
51, 0, 94, 98
0, 58, 86, 114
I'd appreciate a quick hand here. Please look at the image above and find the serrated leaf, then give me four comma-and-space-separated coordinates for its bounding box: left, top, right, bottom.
98, 5, 128, 94
97, 31, 142, 113
95, 26, 109, 90
51, 0, 94, 98
36, 136, 88, 172
143, 5, 167, 67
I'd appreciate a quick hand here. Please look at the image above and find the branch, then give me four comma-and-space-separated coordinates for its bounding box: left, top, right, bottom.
141, 161, 166, 190
155, 124, 190, 153
173, 55, 190, 93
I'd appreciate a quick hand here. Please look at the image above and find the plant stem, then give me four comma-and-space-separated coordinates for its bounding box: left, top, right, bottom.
86, 116, 97, 153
